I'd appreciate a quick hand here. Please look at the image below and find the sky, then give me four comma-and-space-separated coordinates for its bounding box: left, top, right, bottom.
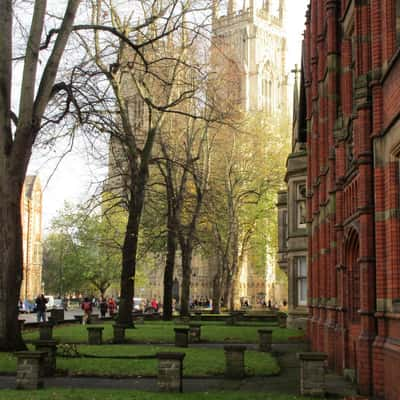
27, 0, 310, 231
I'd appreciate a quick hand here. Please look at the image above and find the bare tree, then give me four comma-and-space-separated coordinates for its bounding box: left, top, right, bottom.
0, 0, 81, 351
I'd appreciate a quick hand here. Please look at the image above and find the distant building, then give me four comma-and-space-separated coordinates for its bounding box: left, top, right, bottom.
20, 176, 43, 300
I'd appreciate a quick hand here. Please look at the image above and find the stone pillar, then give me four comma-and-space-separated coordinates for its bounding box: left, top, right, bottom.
258, 329, 273, 352
174, 328, 189, 347
277, 312, 287, 328
193, 311, 202, 321
39, 323, 53, 340
18, 320, 25, 332
135, 316, 144, 325
89, 314, 100, 324
297, 352, 327, 397
50, 309, 64, 323
74, 315, 83, 324
188, 323, 201, 343
157, 352, 185, 392
16, 351, 46, 389
224, 345, 246, 379
33, 340, 58, 376
113, 324, 126, 344
87, 327, 104, 345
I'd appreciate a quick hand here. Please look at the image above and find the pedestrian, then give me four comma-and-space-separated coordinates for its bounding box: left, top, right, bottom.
108, 297, 116, 317
100, 297, 108, 318
81, 297, 92, 325
35, 294, 48, 323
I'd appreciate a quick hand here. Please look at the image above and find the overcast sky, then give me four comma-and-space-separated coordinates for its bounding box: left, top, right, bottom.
27, 0, 310, 231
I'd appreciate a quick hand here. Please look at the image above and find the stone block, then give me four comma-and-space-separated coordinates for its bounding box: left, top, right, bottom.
87, 326, 104, 345
157, 352, 185, 392
188, 323, 201, 343
174, 327, 189, 347
33, 340, 58, 377
16, 351, 47, 390
88, 314, 100, 324
277, 313, 287, 328
224, 345, 246, 379
74, 315, 83, 324
112, 324, 126, 344
258, 329, 273, 352
39, 323, 53, 340
50, 309, 64, 323
297, 352, 327, 397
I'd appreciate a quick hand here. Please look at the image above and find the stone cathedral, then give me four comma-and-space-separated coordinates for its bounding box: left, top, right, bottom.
107, 0, 289, 307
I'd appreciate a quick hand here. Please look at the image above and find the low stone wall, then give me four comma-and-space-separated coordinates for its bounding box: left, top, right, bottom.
157, 352, 185, 392
113, 324, 126, 344
297, 352, 327, 397
50, 309, 64, 324
16, 351, 46, 389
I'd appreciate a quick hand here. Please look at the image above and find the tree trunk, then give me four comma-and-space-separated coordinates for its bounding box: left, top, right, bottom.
212, 268, 223, 314
163, 220, 177, 320
0, 176, 27, 351
179, 242, 193, 317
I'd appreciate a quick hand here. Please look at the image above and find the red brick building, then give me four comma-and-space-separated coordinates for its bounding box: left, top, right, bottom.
303, 1, 400, 398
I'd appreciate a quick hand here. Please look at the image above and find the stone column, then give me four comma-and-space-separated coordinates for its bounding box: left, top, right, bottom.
50, 309, 64, 323
33, 340, 58, 376
16, 351, 46, 389
297, 352, 327, 397
113, 324, 126, 344
224, 345, 246, 379
39, 323, 53, 340
89, 314, 100, 324
277, 312, 287, 328
87, 327, 104, 345
188, 323, 201, 343
157, 352, 185, 392
174, 328, 189, 347
258, 329, 273, 352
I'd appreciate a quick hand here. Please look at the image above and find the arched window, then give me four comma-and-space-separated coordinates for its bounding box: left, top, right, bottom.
346, 229, 360, 323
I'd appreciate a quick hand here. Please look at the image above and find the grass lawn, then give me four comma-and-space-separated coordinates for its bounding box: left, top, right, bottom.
23, 321, 303, 344
0, 389, 323, 400
0, 345, 279, 377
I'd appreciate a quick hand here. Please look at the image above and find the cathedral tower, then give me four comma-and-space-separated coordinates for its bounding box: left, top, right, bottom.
212, 0, 287, 114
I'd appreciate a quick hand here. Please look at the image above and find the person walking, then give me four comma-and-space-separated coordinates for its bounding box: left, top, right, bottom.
100, 297, 108, 318
81, 297, 92, 325
35, 294, 48, 323
108, 297, 117, 317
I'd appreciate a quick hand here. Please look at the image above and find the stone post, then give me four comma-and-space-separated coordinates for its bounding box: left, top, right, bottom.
157, 352, 185, 392
88, 314, 100, 324
277, 312, 287, 328
297, 352, 328, 397
258, 329, 273, 352
16, 351, 46, 389
113, 324, 126, 344
188, 323, 201, 343
224, 345, 246, 379
39, 322, 53, 340
18, 320, 25, 332
33, 340, 58, 376
174, 327, 189, 347
50, 309, 64, 323
87, 326, 104, 345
